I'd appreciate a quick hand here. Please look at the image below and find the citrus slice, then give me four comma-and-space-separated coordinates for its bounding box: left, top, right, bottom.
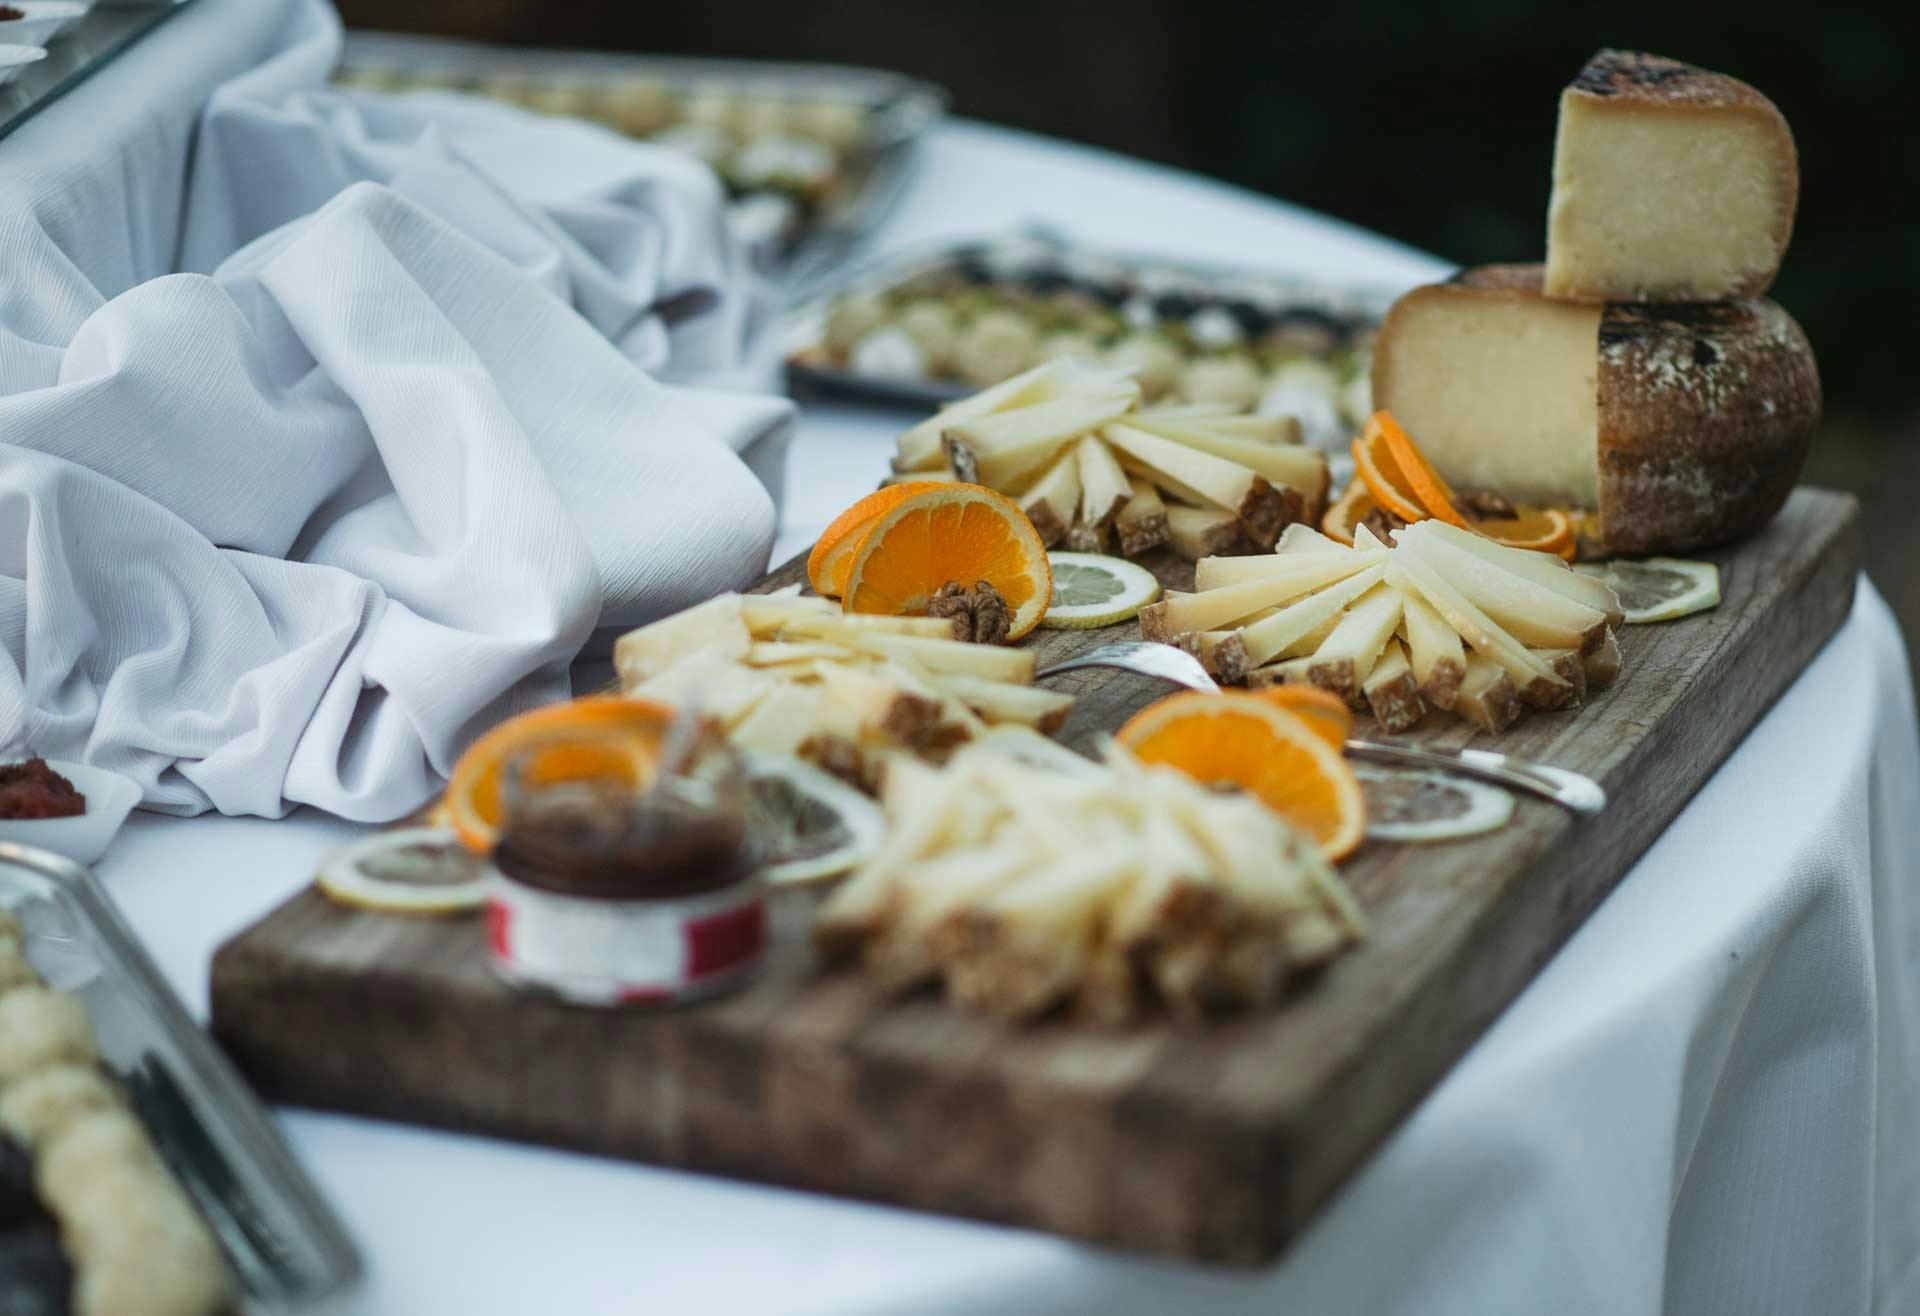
1471, 507, 1576, 561
1320, 480, 1380, 546
741, 754, 886, 885
1039, 552, 1162, 629
1574, 558, 1721, 623
1351, 434, 1427, 524
1366, 411, 1471, 528
807, 482, 949, 598
1353, 766, 1514, 843
842, 484, 1053, 641
1115, 691, 1366, 861
316, 827, 489, 914
1255, 684, 1353, 751
446, 696, 675, 853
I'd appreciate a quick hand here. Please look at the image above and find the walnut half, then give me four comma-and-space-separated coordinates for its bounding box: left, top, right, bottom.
927, 580, 1012, 645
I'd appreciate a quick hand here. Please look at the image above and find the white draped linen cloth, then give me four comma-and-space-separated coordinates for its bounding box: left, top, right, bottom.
0, 0, 792, 819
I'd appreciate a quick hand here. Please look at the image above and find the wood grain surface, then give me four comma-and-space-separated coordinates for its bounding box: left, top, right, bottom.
210, 487, 1861, 1265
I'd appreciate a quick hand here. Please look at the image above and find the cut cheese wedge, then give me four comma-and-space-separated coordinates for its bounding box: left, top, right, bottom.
1238, 564, 1388, 669
1140, 554, 1380, 640
1192, 549, 1385, 593
1394, 526, 1608, 654
1372, 264, 1818, 555
1545, 50, 1798, 304
896, 360, 1077, 470
1384, 555, 1567, 705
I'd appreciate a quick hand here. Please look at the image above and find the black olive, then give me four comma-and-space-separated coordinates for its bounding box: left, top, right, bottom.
0, 1140, 40, 1230
1153, 291, 1200, 321
1224, 299, 1273, 337
950, 249, 994, 285
1020, 266, 1071, 296
0, 1230, 72, 1316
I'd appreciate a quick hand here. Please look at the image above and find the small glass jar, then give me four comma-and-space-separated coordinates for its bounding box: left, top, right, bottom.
484, 727, 765, 1007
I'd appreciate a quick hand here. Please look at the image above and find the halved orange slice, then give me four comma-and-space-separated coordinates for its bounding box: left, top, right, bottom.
1470, 507, 1577, 561
841, 484, 1053, 641
806, 482, 949, 598
1320, 480, 1379, 546
1366, 411, 1471, 528
1255, 684, 1353, 751
1115, 691, 1366, 861
445, 695, 676, 853
1351, 434, 1426, 524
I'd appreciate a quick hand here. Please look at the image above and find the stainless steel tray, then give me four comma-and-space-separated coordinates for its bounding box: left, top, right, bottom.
336, 32, 946, 282
782, 230, 1406, 413
0, 842, 361, 1314
0, 2, 195, 147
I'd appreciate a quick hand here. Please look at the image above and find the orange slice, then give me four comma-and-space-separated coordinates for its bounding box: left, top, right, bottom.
1365, 411, 1471, 528
1255, 685, 1353, 751
445, 695, 675, 853
1116, 691, 1365, 861
1351, 434, 1427, 525
806, 482, 949, 598
841, 484, 1053, 641
1471, 507, 1577, 561
1320, 480, 1378, 546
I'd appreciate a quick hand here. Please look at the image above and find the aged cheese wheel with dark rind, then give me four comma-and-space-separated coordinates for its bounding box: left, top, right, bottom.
1592, 294, 1819, 554
1373, 264, 1820, 555
1546, 50, 1799, 303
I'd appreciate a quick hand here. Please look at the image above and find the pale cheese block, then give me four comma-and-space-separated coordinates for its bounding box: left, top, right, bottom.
1371, 264, 1819, 555
1545, 50, 1798, 303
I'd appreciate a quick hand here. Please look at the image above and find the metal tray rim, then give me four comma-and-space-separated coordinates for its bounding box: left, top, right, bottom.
0, 840, 363, 1313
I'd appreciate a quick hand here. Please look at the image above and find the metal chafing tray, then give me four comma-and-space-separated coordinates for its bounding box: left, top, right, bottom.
0, 2, 196, 147
334, 32, 947, 282
0, 842, 361, 1314
782, 230, 1406, 416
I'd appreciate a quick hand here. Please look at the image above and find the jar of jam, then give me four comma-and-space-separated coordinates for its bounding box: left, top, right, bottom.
484, 726, 765, 1007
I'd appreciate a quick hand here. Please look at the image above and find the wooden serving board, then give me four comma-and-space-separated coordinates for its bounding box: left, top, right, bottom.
210, 488, 1860, 1266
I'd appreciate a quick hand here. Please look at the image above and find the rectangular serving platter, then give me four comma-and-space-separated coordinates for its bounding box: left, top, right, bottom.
209, 486, 1860, 1267
0, 843, 361, 1313
782, 230, 1405, 413
335, 32, 946, 279
0, 2, 194, 146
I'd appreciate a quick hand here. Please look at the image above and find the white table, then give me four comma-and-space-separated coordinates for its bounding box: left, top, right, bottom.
23, 13, 1912, 1312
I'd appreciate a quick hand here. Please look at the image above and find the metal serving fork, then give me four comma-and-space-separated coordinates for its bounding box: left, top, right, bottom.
1035, 641, 1606, 816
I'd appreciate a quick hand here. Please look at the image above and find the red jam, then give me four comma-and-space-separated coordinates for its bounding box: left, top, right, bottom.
0, 760, 85, 821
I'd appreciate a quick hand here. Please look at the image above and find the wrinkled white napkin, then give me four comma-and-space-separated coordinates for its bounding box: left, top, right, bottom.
0, 0, 793, 819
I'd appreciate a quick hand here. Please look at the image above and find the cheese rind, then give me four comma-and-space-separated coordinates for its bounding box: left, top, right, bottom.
1372, 264, 1819, 555
1544, 50, 1798, 303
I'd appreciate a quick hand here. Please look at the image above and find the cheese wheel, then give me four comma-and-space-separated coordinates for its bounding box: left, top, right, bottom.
1545, 50, 1799, 303
1371, 264, 1819, 555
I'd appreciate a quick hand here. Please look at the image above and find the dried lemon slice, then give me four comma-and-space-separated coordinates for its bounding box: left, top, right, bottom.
1355, 766, 1514, 842
1575, 558, 1720, 624
742, 754, 887, 885
316, 827, 489, 914
1040, 552, 1162, 629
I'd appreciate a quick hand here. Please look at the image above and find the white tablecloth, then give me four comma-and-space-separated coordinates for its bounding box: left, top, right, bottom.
24, 12, 1920, 1316
0, 0, 791, 820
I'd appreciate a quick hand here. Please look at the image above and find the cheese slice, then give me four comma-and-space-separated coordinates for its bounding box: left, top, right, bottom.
1372, 265, 1819, 555
1545, 50, 1798, 303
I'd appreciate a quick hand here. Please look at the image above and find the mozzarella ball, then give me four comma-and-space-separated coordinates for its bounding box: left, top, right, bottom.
1178, 354, 1264, 410
849, 327, 928, 381
0, 1064, 117, 1148
37, 1111, 159, 1217
1105, 332, 1183, 400
0, 987, 93, 1083
953, 311, 1039, 387
895, 301, 960, 373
